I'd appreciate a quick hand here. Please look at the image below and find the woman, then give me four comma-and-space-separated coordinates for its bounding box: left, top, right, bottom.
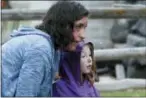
2, 1, 89, 97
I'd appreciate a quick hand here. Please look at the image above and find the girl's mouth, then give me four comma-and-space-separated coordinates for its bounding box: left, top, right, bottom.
87, 65, 91, 69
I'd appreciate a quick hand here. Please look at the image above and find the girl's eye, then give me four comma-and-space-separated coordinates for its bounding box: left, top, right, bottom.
81, 55, 85, 58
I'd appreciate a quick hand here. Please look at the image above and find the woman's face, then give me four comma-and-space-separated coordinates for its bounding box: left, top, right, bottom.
80, 45, 92, 74
66, 16, 88, 51
73, 16, 88, 42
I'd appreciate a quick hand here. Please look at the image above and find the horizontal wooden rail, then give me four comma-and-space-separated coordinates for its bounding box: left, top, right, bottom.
94, 47, 146, 61
2, 5, 146, 20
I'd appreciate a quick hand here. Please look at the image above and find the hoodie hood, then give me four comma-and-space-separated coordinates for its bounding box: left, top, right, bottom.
59, 41, 94, 83
53, 41, 99, 97
10, 26, 51, 40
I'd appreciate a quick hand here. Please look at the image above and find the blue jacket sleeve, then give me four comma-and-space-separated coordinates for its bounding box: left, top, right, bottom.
15, 46, 51, 96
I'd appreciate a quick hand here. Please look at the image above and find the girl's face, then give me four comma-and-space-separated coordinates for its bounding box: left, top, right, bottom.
80, 45, 92, 74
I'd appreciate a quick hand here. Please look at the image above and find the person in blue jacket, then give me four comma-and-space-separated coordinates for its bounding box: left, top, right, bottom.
2, 1, 89, 97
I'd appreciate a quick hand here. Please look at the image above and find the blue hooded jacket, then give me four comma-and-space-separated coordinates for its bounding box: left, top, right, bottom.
2, 26, 60, 97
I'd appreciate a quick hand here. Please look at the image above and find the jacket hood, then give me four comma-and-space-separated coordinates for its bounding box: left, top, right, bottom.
59, 41, 94, 83
53, 41, 99, 97
10, 26, 50, 40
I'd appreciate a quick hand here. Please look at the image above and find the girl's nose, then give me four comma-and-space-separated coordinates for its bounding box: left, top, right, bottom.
88, 57, 92, 63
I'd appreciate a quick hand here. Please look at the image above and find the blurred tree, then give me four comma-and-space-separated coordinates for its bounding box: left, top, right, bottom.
1, 0, 11, 9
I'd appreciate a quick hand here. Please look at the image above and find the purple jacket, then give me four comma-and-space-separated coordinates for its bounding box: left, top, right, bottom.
53, 42, 100, 97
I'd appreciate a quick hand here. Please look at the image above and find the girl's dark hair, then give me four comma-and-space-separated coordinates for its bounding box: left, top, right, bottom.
35, 1, 89, 49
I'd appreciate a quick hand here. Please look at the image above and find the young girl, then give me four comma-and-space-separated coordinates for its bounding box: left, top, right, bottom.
53, 41, 100, 97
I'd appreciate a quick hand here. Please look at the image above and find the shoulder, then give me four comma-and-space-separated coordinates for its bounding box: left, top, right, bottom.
23, 34, 53, 49
2, 34, 54, 59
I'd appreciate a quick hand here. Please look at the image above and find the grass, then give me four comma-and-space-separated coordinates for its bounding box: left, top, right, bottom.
100, 88, 146, 97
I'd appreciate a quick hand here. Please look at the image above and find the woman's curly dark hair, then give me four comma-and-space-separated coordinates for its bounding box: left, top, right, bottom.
35, 1, 89, 50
